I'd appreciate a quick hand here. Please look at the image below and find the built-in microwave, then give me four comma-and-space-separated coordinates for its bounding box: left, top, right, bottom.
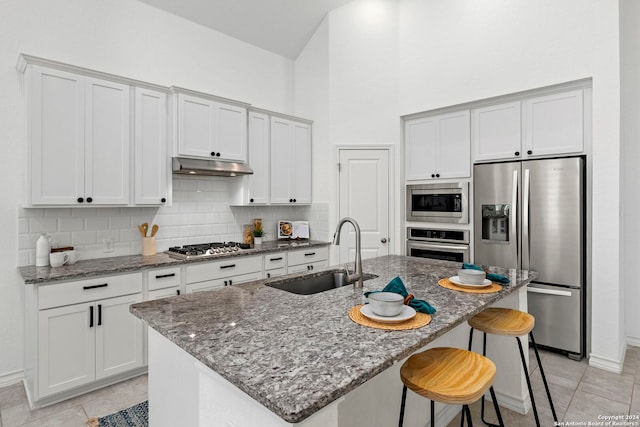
406, 182, 469, 223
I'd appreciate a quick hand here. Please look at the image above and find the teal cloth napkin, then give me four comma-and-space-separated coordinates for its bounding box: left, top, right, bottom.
364, 276, 436, 314
462, 263, 510, 284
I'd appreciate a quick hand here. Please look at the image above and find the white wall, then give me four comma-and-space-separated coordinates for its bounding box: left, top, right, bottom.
0, 0, 299, 383
296, 0, 627, 369
620, 0, 640, 347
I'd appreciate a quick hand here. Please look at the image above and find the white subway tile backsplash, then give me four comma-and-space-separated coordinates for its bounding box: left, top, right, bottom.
30, 217, 58, 233
71, 231, 98, 245
59, 217, 84, 232
16, 177, 328, 266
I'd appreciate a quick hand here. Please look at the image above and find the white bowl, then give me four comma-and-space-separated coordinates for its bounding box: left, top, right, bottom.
368, 292, 404, 317
457, 269, 487, 285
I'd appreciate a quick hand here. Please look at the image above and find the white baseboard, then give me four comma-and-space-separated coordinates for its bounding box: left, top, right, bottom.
627, 336, 640, 348
0, 369, 24, 388
494, 389, 531, 415
588, 352, 624, 373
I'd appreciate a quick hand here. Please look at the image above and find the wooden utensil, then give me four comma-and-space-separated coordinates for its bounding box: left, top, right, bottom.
141, 223, 149, 237
138, 224, 146, 237
150, 224, 159, 237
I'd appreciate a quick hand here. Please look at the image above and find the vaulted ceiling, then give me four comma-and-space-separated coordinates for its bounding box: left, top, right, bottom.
138, 0, 354, 59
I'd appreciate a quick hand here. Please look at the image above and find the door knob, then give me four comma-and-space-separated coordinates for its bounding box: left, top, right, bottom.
381, 238, 388, 243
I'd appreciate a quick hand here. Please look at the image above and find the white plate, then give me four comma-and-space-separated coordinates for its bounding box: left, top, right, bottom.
360, 304, 417, 324
449, 276, 492, 288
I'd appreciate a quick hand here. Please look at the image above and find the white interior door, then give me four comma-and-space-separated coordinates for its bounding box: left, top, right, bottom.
338, 148, 391, 265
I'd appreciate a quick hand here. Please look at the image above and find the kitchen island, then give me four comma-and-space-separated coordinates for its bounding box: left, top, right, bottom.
130, 255, 536, 426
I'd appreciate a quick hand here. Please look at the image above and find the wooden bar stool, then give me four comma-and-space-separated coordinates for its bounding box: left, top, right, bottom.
468, 307, 557, 427
398, 347, 504, 427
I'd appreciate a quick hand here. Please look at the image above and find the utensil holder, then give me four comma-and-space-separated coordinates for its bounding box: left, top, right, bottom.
142, 236, 156, 256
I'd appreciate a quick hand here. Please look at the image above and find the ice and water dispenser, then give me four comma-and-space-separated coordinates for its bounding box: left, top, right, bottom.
481, 204, 510, 242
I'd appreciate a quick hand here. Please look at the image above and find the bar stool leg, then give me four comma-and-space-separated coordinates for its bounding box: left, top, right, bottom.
431, 400, 436, 427
516, 336, 541, 427
489, 386, 505, 427
399, 385, 407, 427
529, 332, 558, 423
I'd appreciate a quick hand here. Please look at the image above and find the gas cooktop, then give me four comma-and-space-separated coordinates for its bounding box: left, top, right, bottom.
166, 242, 252, 260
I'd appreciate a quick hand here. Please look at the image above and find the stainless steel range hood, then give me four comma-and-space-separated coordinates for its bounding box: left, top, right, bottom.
172, 157, 253, 177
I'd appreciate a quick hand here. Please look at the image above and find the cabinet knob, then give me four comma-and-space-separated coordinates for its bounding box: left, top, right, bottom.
431, 174, 435, 178
527, 150, 533, 155
77, 197, 84, 203
249, 198, 254, 203
289, 199, 293, 203
515, 151, 520, 156
293, 198, 296, 203
211, 152, 215, 156
435, 173, 440, 178
86, 197, 93, 203
161, 198, 166, 203
216, 152, 221, 157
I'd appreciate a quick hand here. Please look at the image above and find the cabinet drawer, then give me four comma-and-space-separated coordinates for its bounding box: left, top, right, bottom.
148, 287, 181, 300
186, 271, 262, 293
263, 253, 286, 270
288, 247, 328, 266
148, 267, 181, 291
39, 273, 142, 310
186, 256, 261, 284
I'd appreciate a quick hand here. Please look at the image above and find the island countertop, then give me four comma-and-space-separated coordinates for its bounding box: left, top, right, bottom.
130, 255, 537, 423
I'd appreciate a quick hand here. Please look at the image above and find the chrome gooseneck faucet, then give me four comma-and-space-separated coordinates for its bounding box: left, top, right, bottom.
333, 217, 363, 288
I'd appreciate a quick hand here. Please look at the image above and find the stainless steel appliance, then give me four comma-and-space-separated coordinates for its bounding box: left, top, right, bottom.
406, 227, 470, 263
406, 183, 469, 223
474, 157, 585, 359
166, 242, 251, 260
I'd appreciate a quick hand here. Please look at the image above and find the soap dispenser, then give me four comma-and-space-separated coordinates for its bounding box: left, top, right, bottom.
35, 233, 52, 267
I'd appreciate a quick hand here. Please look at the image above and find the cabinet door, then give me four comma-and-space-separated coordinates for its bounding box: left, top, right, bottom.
85, 78, 130, 204
524, 90, 584, 157
292, 121, 312, 204
95, 294, 144, 380
30, 66, 85, 205
135, 88, 168, 205
404, 117, 438, 180
437, 110, 470, 178
177, 93, 214, 157
246, 111, 270, 204
270, 117, 294, 204
38, 302, 95, 397
472, 102, 522, 162
216, 103, 247, 162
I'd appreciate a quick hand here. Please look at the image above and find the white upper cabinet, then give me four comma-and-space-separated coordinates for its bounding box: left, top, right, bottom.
270, 117, 312, 204
405, 110, 470, 181
472, 101, 522, 162
472, 89, 585, 162
29, 65, 130, 206
245, 111, 270, 204
134, 88, 168, 205
175, 90, 247, 162
523, 90, 584, 157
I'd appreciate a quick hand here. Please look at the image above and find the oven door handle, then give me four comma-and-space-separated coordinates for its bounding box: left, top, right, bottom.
408, 242, 469, 252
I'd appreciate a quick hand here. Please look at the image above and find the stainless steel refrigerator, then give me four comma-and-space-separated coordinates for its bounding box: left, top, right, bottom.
474, 157, 585, 359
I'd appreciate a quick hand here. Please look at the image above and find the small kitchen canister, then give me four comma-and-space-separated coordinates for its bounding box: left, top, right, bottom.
142, 236, 156, 256
36, 233, 52, 267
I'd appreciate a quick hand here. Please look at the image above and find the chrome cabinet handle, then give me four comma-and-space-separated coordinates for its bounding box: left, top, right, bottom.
511, 169, 519, 268
523, 168, 531, 269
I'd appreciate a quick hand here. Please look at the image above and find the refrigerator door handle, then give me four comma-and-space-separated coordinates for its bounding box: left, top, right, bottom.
527, 286, 573, 297
522, 168, 530, 269
511, 169, 519, 268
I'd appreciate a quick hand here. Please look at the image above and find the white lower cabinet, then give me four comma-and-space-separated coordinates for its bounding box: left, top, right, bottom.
185, 256, 262, 293
30, 273, 144, 402
287, 247, 329, 274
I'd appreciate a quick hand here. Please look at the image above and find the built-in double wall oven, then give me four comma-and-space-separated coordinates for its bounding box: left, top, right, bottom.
406, 227, 470, 263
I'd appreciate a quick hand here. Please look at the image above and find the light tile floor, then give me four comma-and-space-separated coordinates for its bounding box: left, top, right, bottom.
0, 346, 638, 426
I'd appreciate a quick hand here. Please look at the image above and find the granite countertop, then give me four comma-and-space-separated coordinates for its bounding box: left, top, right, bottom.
130, 255, 537, 423
18, 240, 330, 284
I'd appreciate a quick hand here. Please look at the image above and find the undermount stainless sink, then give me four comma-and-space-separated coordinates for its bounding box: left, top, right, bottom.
266, 269, 378, 295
